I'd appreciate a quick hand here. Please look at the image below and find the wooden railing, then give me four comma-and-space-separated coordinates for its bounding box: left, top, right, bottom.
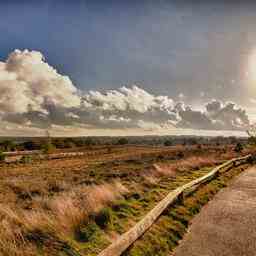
98, 155, 251, 256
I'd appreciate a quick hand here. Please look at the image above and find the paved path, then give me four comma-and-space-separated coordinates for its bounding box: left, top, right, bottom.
173, 167, 256, 256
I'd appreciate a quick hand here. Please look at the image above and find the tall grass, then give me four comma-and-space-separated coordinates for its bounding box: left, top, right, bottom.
146, 156, 218, 178
0, 181, 128, 256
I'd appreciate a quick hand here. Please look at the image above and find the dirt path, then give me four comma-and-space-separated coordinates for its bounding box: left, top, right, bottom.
172, 166, 256, 256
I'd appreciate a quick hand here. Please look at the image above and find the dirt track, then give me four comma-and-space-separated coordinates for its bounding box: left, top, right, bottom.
173, 166, 256, 256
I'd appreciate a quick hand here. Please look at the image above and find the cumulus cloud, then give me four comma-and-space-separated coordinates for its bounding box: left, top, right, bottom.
77, 86, 177, 128
205, 100, 250, 130
0, 49, 251, 134
175, 100, 250, 130
0, 49, 80, 115
177, 106, 213, 130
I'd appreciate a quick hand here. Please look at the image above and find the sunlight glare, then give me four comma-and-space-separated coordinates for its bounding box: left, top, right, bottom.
248, 49, 256, 81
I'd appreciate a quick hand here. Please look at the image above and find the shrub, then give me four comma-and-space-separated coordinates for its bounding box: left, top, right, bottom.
247, 154, 256, 164
0, 140, 16, 151
94, 208, 113, 229
177, 152, 184, 159
164, 140, 172, 146
247, 128, 256, 146
197, 144, 202, 150
84, 138, 95, 146
234, 143, 243, 153
22, 140, 41, 150
116, 138, 128, 145
20, 155, 33, 164
75, 223, 99, 242
41, 142, 55, 154
0, 151, 5, 162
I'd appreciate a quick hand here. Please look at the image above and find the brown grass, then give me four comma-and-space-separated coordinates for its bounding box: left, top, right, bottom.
0, 144, 253, 255
0, 181, 128, 256
145, 156, 218, 178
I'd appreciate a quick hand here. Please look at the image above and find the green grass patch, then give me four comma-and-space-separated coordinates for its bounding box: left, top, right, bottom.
123, 164, 248, 256
58, 163, 244, 256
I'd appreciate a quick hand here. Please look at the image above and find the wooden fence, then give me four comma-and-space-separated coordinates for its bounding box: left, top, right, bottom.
98, 155, 251, 256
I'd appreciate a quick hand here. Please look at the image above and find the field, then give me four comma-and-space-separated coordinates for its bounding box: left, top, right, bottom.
0, 143, 253, 256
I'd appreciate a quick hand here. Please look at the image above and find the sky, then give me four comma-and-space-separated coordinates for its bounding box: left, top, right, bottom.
0, 0, 256, 136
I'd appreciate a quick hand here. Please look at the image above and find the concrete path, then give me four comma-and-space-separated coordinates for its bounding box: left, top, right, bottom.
172, 167, 256, 256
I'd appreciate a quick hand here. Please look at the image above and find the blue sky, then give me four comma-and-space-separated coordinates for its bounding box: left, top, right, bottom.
1, 0, 256, 104
0, 1, 256, 135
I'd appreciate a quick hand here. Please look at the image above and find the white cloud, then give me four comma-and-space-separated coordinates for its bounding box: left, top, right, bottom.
205, 100, 249, 130
84, 85, 174, 113
0, 49, 251, 134
0, 49, 80, 116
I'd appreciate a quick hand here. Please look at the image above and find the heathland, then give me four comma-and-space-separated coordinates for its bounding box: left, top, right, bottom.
0, 136, 252, 256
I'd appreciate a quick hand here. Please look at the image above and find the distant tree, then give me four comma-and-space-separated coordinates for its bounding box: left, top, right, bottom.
187, 138, 198, 145
74, 139, 84, 147
234, 142, 243, 153
41, 130, 55, 154
117, 138, 129, 145
164, 140, 172, 146
84, 138, 95, 146
247, 128, 256, 146
63, 138, 75, 148
229, 136, 238, 145
41, 142, 55, 155
45, 130, 51, 139
22, 140, 40, 151
20, 155, 33, 164
52, 139, 65, 149
0, 150, 5, 162
0, 140, 16, 151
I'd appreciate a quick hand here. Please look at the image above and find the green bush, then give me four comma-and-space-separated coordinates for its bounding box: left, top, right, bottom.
41, 142, 55, 154
75, 223, 100, 242
248, 155, 256, 165
234, 142, 243, 153
164, 140, 172, 146
0, 151, 5, 162
0, 140, 16, 151
94, 208, 113, 229
116, 138, 128, 145
20, 155, 33, 164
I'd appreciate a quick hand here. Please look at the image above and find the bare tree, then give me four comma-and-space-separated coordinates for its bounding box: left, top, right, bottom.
41, 130, 55, 155
45, 130, 51, 142
247, 127, 256, 146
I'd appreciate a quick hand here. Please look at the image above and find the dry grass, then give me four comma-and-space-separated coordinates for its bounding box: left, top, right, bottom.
145, 156, 218, 178
0, 144, 253, 255
49, 181, 128, 235
0, 181, 128, 256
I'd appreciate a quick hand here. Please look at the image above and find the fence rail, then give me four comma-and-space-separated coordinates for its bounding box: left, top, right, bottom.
98, 155, 251, 256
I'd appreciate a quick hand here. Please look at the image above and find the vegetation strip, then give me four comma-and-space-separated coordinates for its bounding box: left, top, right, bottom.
124, 162, 250, 255
98, 155, 251, 256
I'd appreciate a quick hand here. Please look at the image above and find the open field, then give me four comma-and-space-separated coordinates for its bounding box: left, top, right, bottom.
0, 143, 254, 256
2, 2, 256, 255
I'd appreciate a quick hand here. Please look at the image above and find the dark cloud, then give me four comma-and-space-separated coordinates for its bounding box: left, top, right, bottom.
205, 100, 250, 130
177, 107, 213, 130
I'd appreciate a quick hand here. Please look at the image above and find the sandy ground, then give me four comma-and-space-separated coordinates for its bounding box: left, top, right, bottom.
172, 166, 256, 256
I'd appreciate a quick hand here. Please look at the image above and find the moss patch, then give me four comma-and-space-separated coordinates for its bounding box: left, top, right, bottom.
123, 164, 248, 256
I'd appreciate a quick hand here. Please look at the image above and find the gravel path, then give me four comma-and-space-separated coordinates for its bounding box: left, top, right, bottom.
172, 166, 256, 256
